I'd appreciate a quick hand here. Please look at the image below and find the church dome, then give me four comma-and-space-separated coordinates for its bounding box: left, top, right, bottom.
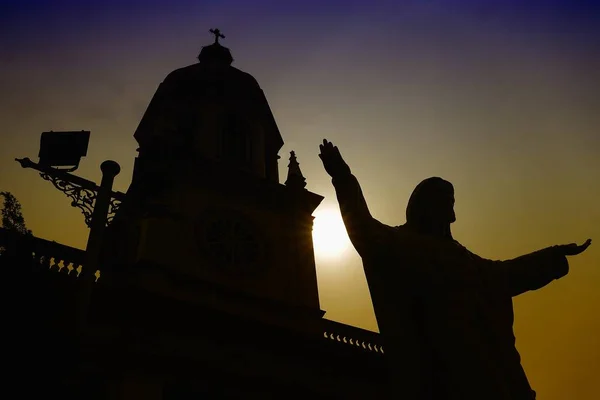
133, 28, 284, 183
161, 28, 259, 97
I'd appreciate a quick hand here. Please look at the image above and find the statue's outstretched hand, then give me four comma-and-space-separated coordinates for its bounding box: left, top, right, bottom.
556, 239, 592, 256
319, 139, 351, 179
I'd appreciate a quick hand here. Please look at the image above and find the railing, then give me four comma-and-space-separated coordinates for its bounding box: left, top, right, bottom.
322, 319, 385, 355
0, 227, 100, 281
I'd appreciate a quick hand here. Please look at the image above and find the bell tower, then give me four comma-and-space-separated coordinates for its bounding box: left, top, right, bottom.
109, 30, 325, 331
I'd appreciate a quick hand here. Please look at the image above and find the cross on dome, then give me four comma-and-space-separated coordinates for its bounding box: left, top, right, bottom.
209, 28, 225, 44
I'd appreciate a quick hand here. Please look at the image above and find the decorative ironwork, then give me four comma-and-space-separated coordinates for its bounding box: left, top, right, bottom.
16, 157, 126, 228
40, 171, 97, 227
106, 197, 122, 226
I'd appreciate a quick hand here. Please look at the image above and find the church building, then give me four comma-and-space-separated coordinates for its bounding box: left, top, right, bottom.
2, 30, 390, 399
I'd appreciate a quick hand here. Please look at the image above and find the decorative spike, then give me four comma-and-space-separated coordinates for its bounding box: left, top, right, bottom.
284, 151, 307, 190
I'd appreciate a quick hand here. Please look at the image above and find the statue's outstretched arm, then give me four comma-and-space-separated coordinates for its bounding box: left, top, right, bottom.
477, 239, 591, 297
499, 248, 570, 296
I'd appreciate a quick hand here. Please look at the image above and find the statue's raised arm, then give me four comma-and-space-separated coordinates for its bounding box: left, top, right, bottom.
318, 139, 395, 258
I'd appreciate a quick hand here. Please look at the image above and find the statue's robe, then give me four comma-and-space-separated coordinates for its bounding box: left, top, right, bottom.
332, 173, 569, 400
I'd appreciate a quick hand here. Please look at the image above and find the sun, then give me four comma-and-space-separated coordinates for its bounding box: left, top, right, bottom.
312, 207, 351, 259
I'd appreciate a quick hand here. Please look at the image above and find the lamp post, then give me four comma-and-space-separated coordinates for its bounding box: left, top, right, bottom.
15, 131, 126, 279
16, 130, 127, 334
16, 131, 126, 229
84, 160, 121, 279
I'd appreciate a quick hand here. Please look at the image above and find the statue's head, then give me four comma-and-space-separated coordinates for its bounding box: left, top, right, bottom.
405, 177, 455, 238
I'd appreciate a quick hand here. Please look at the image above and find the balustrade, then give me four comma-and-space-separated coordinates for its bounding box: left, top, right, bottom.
0, 227, 100, 281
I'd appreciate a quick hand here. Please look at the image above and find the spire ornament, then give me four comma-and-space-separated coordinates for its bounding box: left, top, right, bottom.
285, 151, 307, 190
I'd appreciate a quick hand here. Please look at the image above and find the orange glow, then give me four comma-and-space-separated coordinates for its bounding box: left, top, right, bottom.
312, 206, 351, 260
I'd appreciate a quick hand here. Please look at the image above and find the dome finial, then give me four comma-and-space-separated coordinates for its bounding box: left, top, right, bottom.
209, 28, 225, 44
198, 28, 233, 65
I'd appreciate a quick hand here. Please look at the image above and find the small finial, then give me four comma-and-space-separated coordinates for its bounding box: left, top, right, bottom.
209, 28, 225, 44
285, 151, 307, 190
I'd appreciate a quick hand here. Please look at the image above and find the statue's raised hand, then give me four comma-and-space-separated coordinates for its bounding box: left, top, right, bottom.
556, 239, 592, 257
319, 139, 351, 179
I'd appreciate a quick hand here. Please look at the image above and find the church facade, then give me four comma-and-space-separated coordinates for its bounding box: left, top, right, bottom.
1, 31, 390, 399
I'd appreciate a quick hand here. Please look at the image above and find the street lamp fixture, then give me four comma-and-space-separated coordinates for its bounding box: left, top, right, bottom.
38, 130, 90, 172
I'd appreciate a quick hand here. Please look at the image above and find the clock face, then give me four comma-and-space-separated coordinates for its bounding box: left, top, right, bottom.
196, 213, 263, 273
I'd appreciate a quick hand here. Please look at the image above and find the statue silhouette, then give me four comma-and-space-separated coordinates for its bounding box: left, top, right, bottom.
319, 139, 591, 400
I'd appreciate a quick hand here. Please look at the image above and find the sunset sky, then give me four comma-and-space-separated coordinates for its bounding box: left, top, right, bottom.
1, 1, 599, 398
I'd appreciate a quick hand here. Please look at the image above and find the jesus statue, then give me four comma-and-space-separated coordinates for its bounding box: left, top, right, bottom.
318, 139, 591, 400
